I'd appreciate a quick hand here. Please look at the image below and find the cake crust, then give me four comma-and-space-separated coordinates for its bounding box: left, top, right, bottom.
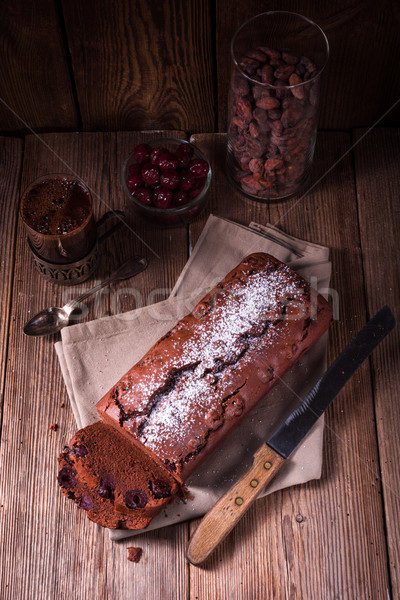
97, 252, 333, 480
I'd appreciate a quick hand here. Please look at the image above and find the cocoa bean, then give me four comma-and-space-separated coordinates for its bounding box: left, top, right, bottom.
268, 109, 282, 120
270, 120, 283, 136
281, 105, 302, 128
274, 65, 295, 80
237, 154, 251, 170
258, 47, 281, 61
274, 79, 288, 99
252, 85, 270, 101
256, 95, 280, 110
239, 57, 259, 75
282, 51, 298, 65
249, 120, 260, 138
247, 49, 268, 63
266, 143, 280, 156
300, 56, 317, 74
261, 64, 274, 85
242, 137, 265, 157
249, 158, 264, 174
241, 174, 264, 191
264, 157, 284, 171
231, 116, 247, 131
236, 96, 252, 123
289, 73, 304, 99
270, 57, 284, 68
253, 107, 269, 128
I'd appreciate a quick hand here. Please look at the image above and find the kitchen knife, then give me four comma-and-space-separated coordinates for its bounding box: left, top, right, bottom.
186, 305, 396, 565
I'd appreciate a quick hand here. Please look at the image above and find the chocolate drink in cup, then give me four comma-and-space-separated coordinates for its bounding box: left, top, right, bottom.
20, 174, 96, 264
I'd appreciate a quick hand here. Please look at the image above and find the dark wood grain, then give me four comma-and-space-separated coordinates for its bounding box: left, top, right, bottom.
61, 0, 214, 133
1, 1, 400, 134
353, 127, 400, 600
216, 0, 400, 131
0, 0, 78, 134
188, 132, 391, 599
0, 138, 22, 413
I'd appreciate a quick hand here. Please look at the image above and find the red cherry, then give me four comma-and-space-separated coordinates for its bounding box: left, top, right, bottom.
153, 187, 173, 209
177, 142, 194, 157
189, 177, 206, 199
179, 170, 195, 191
176, 152, 190, 168
133, 143, 152, 164
141, 162, 160, 186
189, 158, 209, 178
158, 152, 179, 171
173, 190, 189, 206
160, 170, 180, 190
150, 147, 167, 165
134, 187, 153, 206
127, 174, 143, 191
176, 144, 193, 167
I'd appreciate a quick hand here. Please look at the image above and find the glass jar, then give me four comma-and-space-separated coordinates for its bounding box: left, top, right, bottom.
226, 11, 329, 202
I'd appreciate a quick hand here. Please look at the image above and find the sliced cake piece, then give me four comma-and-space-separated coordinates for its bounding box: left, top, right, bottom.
57, 421, 185, 529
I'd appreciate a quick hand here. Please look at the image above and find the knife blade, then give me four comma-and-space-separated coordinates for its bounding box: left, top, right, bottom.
186, 305, 396, 565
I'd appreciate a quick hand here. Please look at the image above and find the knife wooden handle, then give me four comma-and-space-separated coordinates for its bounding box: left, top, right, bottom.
186, 444, 285, 565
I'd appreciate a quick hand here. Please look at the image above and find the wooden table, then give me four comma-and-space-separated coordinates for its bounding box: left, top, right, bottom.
0, 129, 399, 600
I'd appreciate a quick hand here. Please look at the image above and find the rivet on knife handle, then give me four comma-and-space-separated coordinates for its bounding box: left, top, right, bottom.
186, 444, 285, 566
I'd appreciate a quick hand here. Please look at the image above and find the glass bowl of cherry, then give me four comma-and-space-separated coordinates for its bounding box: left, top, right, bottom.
122, 137, 212, 227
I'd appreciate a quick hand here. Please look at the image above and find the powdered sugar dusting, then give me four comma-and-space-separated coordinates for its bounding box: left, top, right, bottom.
128, 265, 308, 460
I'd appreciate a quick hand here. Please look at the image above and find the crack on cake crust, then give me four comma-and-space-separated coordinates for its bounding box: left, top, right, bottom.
136, 362, 201, 436
180, 378, 248, 469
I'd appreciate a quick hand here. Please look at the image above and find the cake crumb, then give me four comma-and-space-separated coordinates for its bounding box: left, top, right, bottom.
127, 547, 142, 563
49, 423, 58, 432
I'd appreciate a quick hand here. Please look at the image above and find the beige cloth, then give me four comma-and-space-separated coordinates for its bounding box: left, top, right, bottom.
55, 215, 331, 541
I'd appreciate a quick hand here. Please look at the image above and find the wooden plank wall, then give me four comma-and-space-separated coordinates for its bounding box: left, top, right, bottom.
1, 0, 399, 135
0, 0, 78, 133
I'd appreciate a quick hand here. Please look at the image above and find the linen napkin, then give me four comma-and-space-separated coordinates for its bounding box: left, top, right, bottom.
55, 214, 331, 541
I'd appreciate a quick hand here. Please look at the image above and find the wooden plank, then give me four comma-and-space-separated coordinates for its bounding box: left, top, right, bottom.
0, 0, 78, 133
0, 138, 22, 412
188, 132, 390, 599
353, 127, 400, 600
110, 130, 190, 600
61, 0, 214, 133
216, 1, 400, 131
0, 132, 189, 599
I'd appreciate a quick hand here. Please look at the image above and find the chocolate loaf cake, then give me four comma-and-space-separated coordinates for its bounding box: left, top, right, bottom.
57, 422, 183, 529
58, 252, 332, 529
97, 252, 332, 482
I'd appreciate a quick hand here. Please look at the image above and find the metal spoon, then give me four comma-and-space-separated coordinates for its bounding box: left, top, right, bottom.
23, 255, 148, 337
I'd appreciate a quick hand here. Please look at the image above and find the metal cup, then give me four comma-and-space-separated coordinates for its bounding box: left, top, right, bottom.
20, 174, 125, 285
